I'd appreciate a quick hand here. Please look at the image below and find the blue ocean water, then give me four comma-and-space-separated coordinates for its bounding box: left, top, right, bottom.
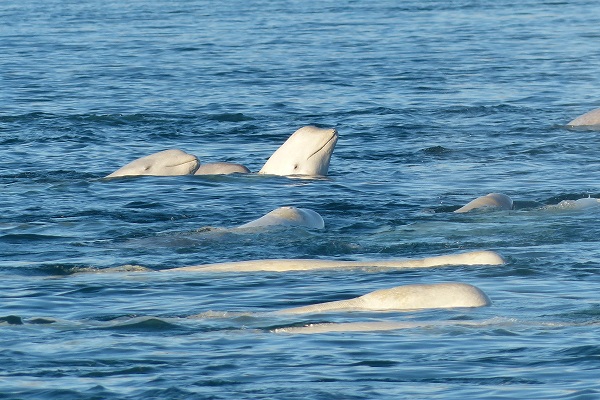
2, 0, 600, 398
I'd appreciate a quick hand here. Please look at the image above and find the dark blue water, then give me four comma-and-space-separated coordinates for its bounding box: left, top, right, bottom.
2, 0, 600, 398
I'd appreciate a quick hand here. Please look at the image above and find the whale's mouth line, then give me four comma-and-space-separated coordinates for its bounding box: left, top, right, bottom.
307, 131, 337, 160
167, 158, 198, 168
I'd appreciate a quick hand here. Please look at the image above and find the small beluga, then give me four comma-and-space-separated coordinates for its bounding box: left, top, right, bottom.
236, 206, 324, 230
105, 149, 200, 178
567, 107, 600, 128
454, 193, 513, 213
191, 207, 324, 233
552, 197, 600, 210
258, 125, 338, 177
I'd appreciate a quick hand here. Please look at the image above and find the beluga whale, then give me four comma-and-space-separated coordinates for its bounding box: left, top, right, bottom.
105, 149, 199, 178
105, 126, 338, 178
551, 197, 600, 210
58, 250, 504, 276
237, 206, 324, 229
190, 207, 324, 233
276, 282, 491, 314
162, 250, 505, 273
193, 126, 338, 177
258, 126, 338, 177
567, 107, 600, 127
454, 193, 513, 213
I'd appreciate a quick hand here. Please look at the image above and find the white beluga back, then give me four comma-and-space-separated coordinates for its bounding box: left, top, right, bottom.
163, 250, 505, 273
105, 149, 199, 178
237, 206, 324, 229
277, 282, 491, 314
567, 107, 600, 127
258, 126, 338, 177
454, 193, 513, 213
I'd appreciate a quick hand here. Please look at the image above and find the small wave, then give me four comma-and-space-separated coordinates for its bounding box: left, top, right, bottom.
96, 316, 184, 332
28, 317, 57, 325
188, 311, 253, 319
549, 304, 600, 323
0, 112, 57, 123
557, 345, 600, 361
67, 113, 174, 126
123, 200, 164, 209
0, 233, 67, 244
173, 46, 201, 52
39, 264, 152, 276
421, 145, 453, 156
81, 366, 156, 378
0, 315, 24, 325
0, 170, 96, 183
0, 315, 56, 325
207, 112, 254, 122
273, 321, 422, 334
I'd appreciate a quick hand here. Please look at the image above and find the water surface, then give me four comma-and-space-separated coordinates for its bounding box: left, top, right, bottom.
2, 0, 600, 398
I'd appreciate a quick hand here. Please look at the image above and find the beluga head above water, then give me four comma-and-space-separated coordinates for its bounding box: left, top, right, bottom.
105, 149, 200, 178
258, 125, 338, 177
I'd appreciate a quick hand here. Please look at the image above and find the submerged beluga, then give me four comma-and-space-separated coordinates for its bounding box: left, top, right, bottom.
162, 250, 505, 273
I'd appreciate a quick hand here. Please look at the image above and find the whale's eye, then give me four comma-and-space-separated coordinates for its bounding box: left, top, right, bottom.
293, 164, 298, 170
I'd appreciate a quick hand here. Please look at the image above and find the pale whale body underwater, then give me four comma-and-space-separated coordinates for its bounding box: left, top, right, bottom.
552, 197, 600, 210
161, 250, 505, 273
105, 125, 338, 178
453, 193, 600, 213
